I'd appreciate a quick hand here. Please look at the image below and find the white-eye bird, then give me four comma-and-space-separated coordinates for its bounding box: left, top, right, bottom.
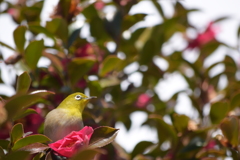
44, 92, 96, 142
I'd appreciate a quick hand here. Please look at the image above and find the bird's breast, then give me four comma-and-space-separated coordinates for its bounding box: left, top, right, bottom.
44, 108, 83, 142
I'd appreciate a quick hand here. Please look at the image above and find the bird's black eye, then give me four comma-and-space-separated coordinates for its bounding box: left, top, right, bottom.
75, 95, 82, 100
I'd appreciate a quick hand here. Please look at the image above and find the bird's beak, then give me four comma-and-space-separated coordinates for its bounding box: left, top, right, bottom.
84, 96, 97, 100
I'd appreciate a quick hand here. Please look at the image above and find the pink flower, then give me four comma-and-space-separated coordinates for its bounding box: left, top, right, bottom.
49, 126, 94, 158
136, 93, 151, 108
187, 22, 218, 49
204, 140, 216, 149
94, 1, 105, 10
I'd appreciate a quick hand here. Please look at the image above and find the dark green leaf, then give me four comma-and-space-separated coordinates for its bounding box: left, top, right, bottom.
12, 134, 51, 151
68, 57, 95, 85
18, 143, 49, 154
81, 4, 98, 20
13, 108, 38, 121
139, 39, 156, 65
210, 102, 228, 124
89, 126, 119, 149
10, 123, 24, 144
122, 14, 147, 31
99, 55, 123, 76
0, 140, 10, 150
230, 92, 240, 110
16, 72, 31, 94
25, 40, 44, 70
131, 141, 154, 159
172, 114, 189, 133
68, 28, 81, 48
13, 25, 27, 53
70, 149, 103, 160
220, 116, 239, 147
90, 17, 109, 41
2, 150, 30, 160
0, 146, 4, 157
180, 137, 204, 153
32, 152, 42, 160
104, 10, 122, 40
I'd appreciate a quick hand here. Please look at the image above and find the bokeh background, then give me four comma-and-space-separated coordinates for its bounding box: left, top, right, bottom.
1, 0, 240, 159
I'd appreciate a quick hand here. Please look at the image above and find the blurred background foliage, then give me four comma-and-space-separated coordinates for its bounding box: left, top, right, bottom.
0, 0, 240, 159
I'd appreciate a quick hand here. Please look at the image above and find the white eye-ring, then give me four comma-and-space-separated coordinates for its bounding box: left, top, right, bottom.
75, 95, 82, 100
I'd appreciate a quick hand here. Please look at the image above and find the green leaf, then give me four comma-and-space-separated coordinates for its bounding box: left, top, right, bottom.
70, 149, 103, 160
0, 41, 15, 51
67, 57, 95, 85
210, 102, 229, 124
5, 90, 54, 120
99, 76, 121, 88
10, 123, 24, 145
13, 108, 38, 121
18, 143, 49, 154
230, 92, 240, 110
16, 72, 31, 94
104, 10, 122, 40
12, 134, 51, 151
213, 16, 229, 23
32, 152, 42, 160
28, 24, 56, 42
122, 14, 147, 31
220, 116, 239, 147
0, 146, 4, 157
172, 114, 189, 133
29, 90, 55, 97
139, 39, 156, 65
2, 151, 30, 160
89, 126, 119, 149
149, 114, 177, 145
151, 0, 165, 19
13, 25, 27, 53
131, 141, 154, 159
81, 4, 98, 20
24, 40, 44, 70
237, 25, 240, 39
68, 28, 81, 48
46, 18, 68, 44
42, 52, 63, 72
99, 55, 123, 76
0, 140, 10, 150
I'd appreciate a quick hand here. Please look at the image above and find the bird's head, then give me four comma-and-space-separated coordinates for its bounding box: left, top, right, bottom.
58, 92, 96, 112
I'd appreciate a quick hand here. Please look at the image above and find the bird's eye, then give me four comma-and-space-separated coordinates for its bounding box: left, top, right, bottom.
75, 95, 82, 100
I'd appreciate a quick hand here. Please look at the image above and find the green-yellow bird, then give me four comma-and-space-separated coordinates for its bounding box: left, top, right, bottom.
44, 92, 96, 142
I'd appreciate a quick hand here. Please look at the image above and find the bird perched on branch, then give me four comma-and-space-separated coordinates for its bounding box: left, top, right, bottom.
44, 92, 96, 142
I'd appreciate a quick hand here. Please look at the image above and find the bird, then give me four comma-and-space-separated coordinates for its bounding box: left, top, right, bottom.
44, 92, 96, 142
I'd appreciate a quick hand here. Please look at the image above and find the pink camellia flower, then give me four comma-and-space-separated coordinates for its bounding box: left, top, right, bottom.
187, 22, 219, 49
49, 126, 94, 158
136, 93, 151, 108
